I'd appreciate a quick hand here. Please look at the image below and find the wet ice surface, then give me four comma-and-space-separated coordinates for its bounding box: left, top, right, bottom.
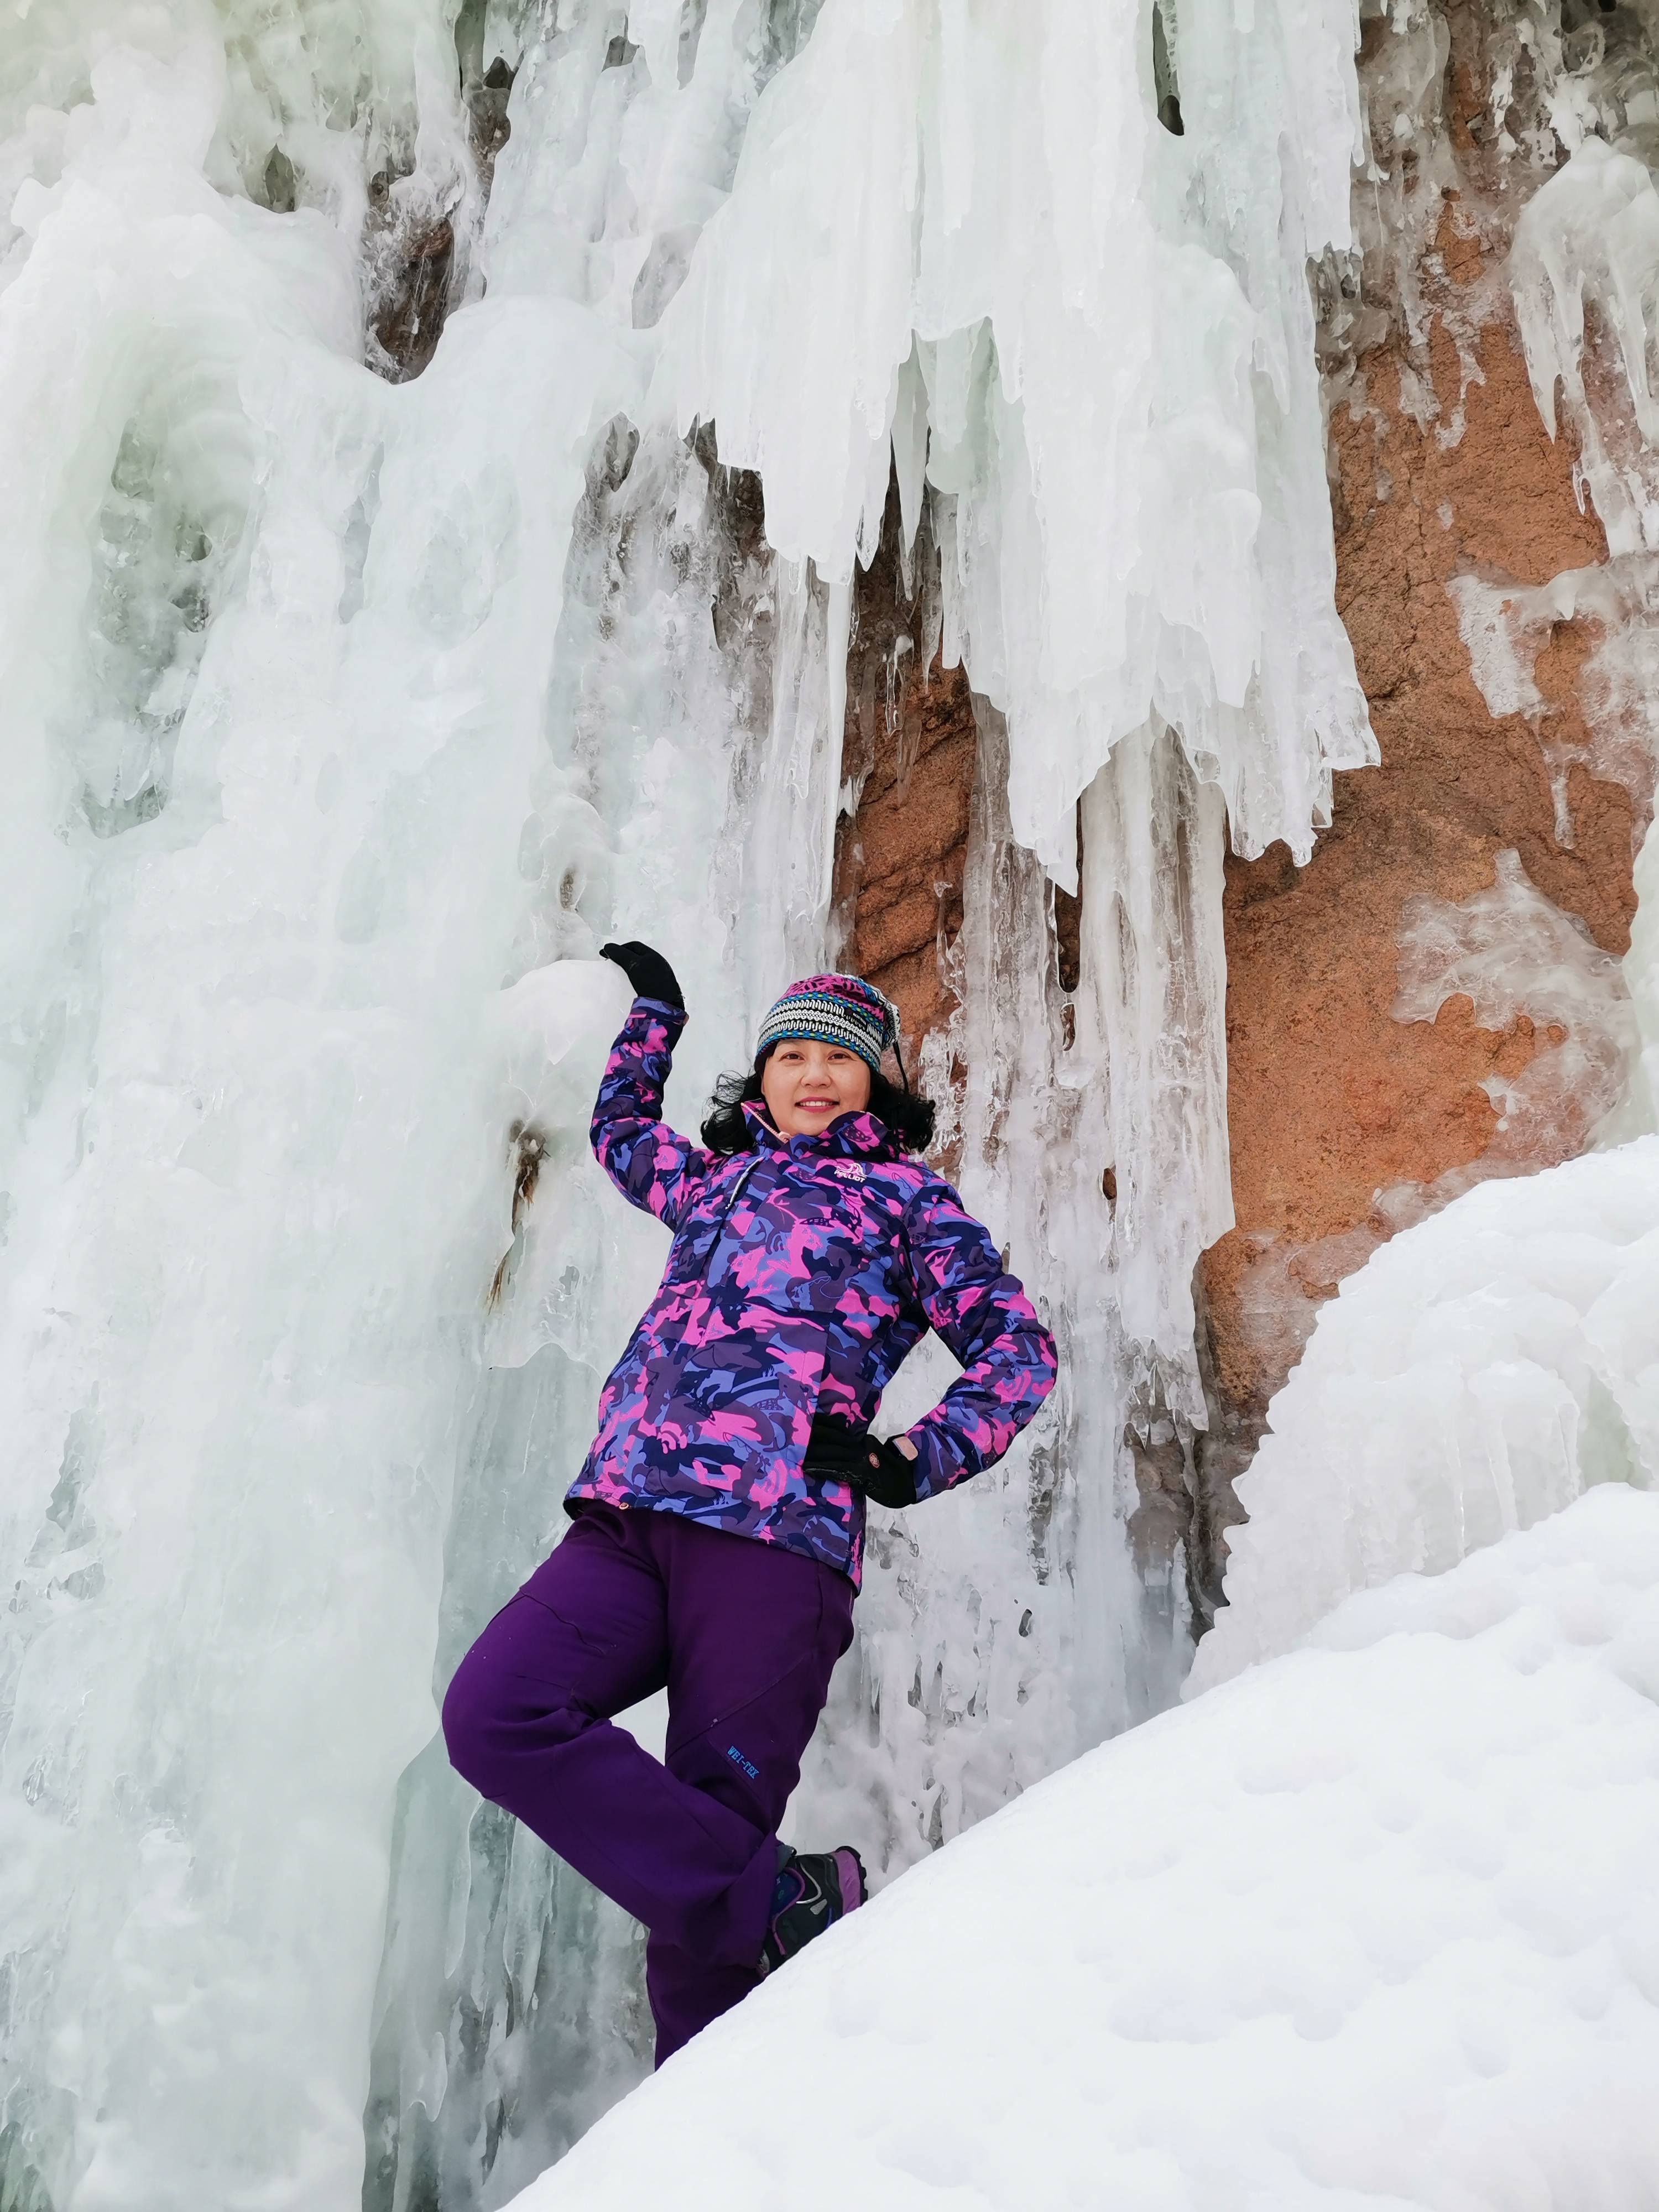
515, 1484, 1659, 2212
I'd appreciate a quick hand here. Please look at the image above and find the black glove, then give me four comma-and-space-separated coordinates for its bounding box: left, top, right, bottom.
600, 939, 685, 1011
803, 1412, 921, 1510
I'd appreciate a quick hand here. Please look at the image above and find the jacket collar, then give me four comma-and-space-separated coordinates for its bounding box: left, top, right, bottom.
741, 1098, 901, 1161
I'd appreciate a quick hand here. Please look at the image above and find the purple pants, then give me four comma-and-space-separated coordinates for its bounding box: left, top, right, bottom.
441, 1503, 855, 2062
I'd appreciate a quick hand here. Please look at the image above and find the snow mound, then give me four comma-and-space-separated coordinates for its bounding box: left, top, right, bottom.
1188, 1134, 1659, 1693
512, 1485, 1659, 2211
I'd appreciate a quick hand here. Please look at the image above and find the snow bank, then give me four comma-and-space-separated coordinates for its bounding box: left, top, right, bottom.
1188, 819, 1659, 1692
1186, 1133, 1659, 1693
509, 1484, 1659, 2211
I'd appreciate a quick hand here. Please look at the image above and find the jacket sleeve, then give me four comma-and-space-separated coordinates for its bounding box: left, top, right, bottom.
589, 997, 709, 1230
898, 1177, 1058, 1500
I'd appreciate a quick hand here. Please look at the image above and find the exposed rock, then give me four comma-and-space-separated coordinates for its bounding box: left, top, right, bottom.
262, 147, 296, 215
1201, 291, 1637, 1427
371, 211, 456, 383
834, 497, 974, 1056
1201, 7, 1652, 1448
368, 46, 513, 384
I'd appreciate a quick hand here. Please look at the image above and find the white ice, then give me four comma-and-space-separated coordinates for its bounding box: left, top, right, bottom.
655, 0, 1375, 888
512, 1482, 1659, 2212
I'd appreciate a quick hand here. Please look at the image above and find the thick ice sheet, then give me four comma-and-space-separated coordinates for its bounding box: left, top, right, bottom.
508, 1484, 1659, 2212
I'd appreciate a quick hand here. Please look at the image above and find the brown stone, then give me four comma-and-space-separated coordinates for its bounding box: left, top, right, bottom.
372, 215, 455, 383
1202, 265, 1639, 1424
834, 496, 977, 1055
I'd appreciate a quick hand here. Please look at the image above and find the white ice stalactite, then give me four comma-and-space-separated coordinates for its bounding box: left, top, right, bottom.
654, 0, 1374, 884
1510, 135, 1659, 554
1073, 726, 1233, 1406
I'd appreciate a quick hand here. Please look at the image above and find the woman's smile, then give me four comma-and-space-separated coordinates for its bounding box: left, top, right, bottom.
760, 1039, 873, 1136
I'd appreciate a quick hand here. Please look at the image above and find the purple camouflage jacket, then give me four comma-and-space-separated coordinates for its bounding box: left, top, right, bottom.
564, 998, 1059, 1584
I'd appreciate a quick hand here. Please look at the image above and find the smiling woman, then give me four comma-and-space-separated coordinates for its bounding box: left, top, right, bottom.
698, 972, 938, 1157
761, 1037, 870, 1135
441, 940, 1057, 2068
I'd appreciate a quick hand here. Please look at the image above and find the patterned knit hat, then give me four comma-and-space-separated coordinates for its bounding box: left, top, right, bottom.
755, 973, 902, 1077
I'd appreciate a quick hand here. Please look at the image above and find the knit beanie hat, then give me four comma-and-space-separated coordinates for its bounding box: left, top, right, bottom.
755, 973, 902, 1077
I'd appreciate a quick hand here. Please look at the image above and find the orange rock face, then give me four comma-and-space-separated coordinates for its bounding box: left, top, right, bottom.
1203, 290, 1639, 1426
834, 519, 975, 1052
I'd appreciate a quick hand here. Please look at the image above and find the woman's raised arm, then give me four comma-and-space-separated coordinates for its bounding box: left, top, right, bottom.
591, 942, 703, 1228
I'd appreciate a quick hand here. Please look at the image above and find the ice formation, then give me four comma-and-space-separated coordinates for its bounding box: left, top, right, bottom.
12, 0, 1650, 2208
1393, 846, 1636, 1169
655, 0, 1374, 878
1511, 136, 1659, 554
513, 1484, 1659, 2212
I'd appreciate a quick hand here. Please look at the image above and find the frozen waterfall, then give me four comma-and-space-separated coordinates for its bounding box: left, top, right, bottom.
8, 0, 1589, 2206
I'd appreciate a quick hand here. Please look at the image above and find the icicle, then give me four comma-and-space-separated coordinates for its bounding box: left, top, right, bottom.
653, 0, 1374, 879
1509, 137, 1659, 552
1074, 723, 1233, 1413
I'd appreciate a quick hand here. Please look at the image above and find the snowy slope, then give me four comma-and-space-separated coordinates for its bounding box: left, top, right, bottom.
1188, 1131, 1659, 1694
512, 1484, 1659, 2212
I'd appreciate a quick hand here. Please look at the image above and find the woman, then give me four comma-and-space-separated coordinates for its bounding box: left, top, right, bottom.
442, 942, 1057, 2064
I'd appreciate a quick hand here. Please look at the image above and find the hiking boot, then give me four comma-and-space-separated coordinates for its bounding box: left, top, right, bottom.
757, 1846, 867, 1978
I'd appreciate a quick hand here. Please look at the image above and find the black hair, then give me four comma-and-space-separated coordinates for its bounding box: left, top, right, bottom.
700, 1053, 937, 1156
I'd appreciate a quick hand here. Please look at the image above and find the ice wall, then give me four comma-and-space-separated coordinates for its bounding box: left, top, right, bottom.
0, 2, 1375, 2207
1, 17, 639, 2209
0, 23, 688, 2203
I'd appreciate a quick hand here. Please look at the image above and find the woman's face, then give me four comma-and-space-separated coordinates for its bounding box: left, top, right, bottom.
760, 1039, 873, 1137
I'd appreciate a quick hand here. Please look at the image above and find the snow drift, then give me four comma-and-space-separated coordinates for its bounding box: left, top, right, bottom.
515, 1483, 1659, 2212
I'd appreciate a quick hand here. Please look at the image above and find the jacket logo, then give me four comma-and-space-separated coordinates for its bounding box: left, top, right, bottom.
828, 1162, 866, 1181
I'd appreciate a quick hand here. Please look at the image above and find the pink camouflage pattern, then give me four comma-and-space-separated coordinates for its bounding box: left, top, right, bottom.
564, 998, 1060, 1584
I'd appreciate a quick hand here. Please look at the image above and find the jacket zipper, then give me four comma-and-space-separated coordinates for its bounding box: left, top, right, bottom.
693, 1152, 762, 1284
